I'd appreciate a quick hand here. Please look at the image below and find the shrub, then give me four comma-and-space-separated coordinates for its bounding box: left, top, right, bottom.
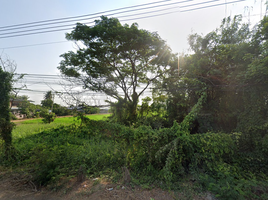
40, 110, 56, 124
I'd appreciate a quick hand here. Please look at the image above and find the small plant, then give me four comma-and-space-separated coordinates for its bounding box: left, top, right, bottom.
40, 110, 56, 124
35, 112, 40, 118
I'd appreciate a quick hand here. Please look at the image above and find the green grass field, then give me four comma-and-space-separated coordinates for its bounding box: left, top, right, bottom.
12, 114, 111, 139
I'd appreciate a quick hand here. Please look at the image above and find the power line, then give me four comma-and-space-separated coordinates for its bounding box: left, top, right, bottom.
1, 10, 263, 50
17, 88, 153, 96
122, 0, 245, 21
0, 0, 192, 38
0, 41, 70, 50
16, 73, 62, 77
0, 0, 195, 37
0, 0, 171, 30
0, 0, 192, 33
0, 27, 71, 39
181, 0, 245, 13
0, 0, 245, 39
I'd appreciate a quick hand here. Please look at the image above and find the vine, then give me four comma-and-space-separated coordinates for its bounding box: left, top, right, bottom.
0, 67, 14, 155
155, 90, 207, 180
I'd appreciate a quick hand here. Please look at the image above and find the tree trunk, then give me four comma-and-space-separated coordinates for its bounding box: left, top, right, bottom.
128, 92, 138, 123
2, 121, 13, 156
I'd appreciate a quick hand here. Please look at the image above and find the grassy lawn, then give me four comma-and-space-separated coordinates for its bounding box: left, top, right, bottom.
12, 114, 111, 139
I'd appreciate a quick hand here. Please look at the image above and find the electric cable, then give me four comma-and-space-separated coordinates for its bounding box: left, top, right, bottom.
1, 10, 263, 50
0, 0, 171, 30
0, 0, 192, 33
122, 0, 244, 21
0, 0, 193, 36
0, 0, 245, 39
0, 41, 70, 50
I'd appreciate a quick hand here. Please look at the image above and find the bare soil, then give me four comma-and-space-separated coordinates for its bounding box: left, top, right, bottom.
0, 173, 211, 200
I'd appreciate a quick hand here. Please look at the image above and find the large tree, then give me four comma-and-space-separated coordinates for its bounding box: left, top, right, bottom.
59, 16, 174, 122
163, 15, 268, 133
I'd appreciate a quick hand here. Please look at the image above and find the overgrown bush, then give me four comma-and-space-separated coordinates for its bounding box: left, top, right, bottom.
1, 114, 267, 198
4, 124, 125, 185
40, 110, 56, 124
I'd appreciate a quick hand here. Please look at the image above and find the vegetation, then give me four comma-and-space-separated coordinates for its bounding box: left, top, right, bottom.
77, 103, 100, 114
10, 94, 43, 119
1, 15, 268, 200
41, 91, 54, 109
0, 67, 14, 155
12, 114, 110, 139
59, 16, 175, 124
40, 110, 56, 124
1, 111, 267, 199
41, 91, 73, 116
52, 103, 73, 116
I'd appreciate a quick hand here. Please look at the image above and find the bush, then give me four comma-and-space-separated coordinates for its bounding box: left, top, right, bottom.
8, 124, 125, 185
10, 112, 17, 120
40, 110, 56, 124
1, 116, 267, 198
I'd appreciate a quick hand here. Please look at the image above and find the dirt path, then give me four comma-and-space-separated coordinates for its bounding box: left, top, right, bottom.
0, 172, 213, 200
0, 178, 177, 200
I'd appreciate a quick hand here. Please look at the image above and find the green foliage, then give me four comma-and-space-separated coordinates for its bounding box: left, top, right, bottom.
9, 95, 43, 118
8, 124, 125, 185
135, 96, 169, 129
11, 114, 110, 139
139, 97, 151, 117
162, 15, 268, 135
52, 103, 72, 116
44, 91, 53, 100
59, 16, 174, 123
77, 103, 100, 114
2, 15, 268, 199
199, 173, 254, 200
41, 99, 53, 109
0, 67, 14, 153
40, 110, 56, 124
41, 91, 54, 109
0, 116, 267, 198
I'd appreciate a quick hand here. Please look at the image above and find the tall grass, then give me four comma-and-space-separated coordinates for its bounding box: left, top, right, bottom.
12, 114, 111, 139
4, 122, 124, 186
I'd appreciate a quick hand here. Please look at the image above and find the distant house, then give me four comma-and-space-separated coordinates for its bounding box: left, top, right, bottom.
9, 99, 33, 119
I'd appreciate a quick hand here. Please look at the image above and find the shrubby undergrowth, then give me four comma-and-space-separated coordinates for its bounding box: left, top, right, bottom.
1, 15, 268, 200
1, 117, 267, 199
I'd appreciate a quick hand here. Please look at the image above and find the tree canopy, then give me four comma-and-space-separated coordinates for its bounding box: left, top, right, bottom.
59, 16, 175, 123
41, 91, 53, 109
162, 15, 268, 134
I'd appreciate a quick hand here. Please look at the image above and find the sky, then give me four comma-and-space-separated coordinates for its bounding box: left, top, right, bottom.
0, 0, 267, 106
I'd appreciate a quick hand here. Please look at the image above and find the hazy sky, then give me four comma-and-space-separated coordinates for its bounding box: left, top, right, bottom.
0, 0, 266, 105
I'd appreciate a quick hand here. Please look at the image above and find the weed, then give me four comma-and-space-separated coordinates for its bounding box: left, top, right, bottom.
93, 179, 101, 186
1, 115, 267, 199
